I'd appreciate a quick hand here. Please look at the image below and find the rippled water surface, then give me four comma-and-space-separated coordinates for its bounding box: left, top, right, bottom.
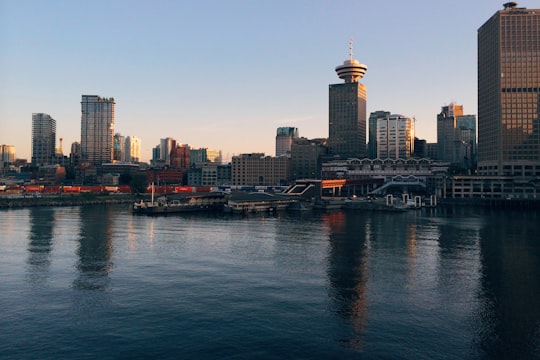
1, 205, 539, 359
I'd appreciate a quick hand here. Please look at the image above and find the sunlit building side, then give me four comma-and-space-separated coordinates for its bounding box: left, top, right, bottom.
477, 3, 540, 176
81, 95, 115, 166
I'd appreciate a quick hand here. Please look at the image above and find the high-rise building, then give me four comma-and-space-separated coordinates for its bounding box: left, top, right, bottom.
125, 135, 141, 163
328, 40, 368, 159
376, 114, 415, 159
368, 111, 391, 159
437, 103, 477, 169
70, 141, 81, 167
81, 95, 115, 165
113, 133, 125, 162
160, 137, 174, 164
275, 127, 299, 157
478, 3, 540, 176
31, 113, 56, 166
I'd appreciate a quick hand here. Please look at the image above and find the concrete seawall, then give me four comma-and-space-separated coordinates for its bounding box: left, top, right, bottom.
0, 195, 138, 209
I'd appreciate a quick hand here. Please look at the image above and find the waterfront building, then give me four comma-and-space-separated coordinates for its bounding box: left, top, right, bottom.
322, 157, 449, 196
437, 103, 477, 169
328, 40, 368, 159
188, 162, 219, 186
81, 95, 115, 166
368, 111, 391, 159
275, 127, 299, 158
477, 3, 540, 176
231, 153, 290, 186
376, 114, 415, 159
31, 113, 56, 166
290, 137, 328, 180
445, 175, 538, 199
125, 135, 141, 163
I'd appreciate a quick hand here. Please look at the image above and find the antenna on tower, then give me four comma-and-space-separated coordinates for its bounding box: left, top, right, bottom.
349, 37, 354, 61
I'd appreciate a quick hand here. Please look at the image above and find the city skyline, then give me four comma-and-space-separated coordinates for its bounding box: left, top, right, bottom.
1, 0, 538, 163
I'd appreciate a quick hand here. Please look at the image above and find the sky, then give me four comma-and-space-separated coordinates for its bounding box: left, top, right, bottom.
1, 0, 537, 163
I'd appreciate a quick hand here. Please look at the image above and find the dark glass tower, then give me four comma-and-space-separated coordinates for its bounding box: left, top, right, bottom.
328, 41, 368, 159
477, 3, 540, 176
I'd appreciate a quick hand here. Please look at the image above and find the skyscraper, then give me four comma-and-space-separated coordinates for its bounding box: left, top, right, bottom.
160, 137, 174, 164
368, 110, 391, 159
437, 103, 477, 169
125, 135, 141, 163
81, 95, 115, 165
328, 40, 368, 159
275, 127, 299, 157
477, 3, 540, 176
31, 113, 56, 166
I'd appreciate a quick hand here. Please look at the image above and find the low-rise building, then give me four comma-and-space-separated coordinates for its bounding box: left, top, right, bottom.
231, 153, 290, 186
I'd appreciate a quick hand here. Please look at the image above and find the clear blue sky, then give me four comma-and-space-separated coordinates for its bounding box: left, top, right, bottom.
1, 0, 536, 162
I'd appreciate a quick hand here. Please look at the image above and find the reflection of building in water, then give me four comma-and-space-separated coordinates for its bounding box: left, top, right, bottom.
323, 211, 369, 350
477, 211, 540, 359
73, 206, 114, 290
26, 208, 55, 284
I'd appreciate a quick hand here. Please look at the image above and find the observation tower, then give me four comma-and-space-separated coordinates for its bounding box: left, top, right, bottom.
335, 39, 367, 83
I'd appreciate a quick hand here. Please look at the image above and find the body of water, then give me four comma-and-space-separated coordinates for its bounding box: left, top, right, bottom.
0, 204, 539, 359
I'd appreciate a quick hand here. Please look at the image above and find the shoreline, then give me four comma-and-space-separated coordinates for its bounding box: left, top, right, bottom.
2, 193, 539, 211
0, 194, 141, 209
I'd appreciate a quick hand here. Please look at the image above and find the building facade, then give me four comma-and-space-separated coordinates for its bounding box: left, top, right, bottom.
231, 153, 290, 186
376, 114, 415, 159
275, 127, 299, 157
190, 148, 222, 164
328, 41, 368, 159
125, 135, 141, 163
437, 103, 477, 169
368, 110, 390, 159
290, 137, 327, 180
160, 137, 174, 164
1, 145, 16, 166
477, 3, 540, 176
81, 95, 115, 165
113, 133, 125, 162
31, 113, 56, 166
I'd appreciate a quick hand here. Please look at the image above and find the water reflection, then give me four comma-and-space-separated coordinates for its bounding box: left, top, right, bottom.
73, 205, 114, 290
476, 210, 540, 359
26, 208, 55, 284
324, 211, 369, 350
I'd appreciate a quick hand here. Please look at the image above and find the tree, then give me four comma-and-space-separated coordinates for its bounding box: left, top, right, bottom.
130, 174, 147, 194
